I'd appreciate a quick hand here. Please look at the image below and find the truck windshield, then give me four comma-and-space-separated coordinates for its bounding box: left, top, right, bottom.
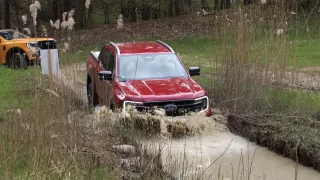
0, 30, 28, 40
118, 53, 188, 81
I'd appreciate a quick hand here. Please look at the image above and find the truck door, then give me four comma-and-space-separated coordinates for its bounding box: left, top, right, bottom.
96, 47, 115, 106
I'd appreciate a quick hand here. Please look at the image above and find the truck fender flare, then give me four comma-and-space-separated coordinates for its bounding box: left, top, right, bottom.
6, 47, 28, 62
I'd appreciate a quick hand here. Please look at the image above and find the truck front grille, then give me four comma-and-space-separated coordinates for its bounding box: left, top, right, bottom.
37, 40, 56, 49
135, 98, 208, 116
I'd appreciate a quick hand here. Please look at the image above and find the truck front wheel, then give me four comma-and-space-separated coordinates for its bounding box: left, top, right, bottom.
9, 53, 28, 70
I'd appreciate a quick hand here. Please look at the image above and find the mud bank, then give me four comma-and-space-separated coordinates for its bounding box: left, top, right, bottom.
228, 114, 320, 172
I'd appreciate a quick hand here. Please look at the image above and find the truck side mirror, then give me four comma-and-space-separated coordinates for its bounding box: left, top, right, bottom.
189, 66, 200, 76
98, 71, 113, 81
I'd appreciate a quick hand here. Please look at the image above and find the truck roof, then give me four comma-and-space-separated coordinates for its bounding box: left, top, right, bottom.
112, 41, 174, 55
0, 29, 14, 32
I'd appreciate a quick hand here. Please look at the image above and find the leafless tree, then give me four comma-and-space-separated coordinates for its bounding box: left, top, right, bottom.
4, 0, 10, 29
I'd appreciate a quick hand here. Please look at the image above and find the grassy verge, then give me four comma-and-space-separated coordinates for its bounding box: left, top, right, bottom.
0, 66, 42, 115
0, 65, 170, 179
212, 5, 320, 172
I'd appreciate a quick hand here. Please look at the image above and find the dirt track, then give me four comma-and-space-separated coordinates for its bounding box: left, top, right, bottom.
281, 67, 320, 91
58, 63, 320, 98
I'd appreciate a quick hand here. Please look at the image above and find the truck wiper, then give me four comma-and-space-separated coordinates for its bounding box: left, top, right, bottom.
119, 79, 127, 82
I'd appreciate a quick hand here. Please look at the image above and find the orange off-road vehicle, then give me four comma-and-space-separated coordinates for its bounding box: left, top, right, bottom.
0, 29, 56, 69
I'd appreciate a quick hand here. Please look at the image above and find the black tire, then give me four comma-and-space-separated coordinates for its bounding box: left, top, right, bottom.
9, 53, 28, 70
87, 82, 96, 109
110, 100, 116, 112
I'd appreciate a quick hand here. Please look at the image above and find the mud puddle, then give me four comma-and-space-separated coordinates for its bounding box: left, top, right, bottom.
92, 108, 320, 180
139, 132, 320, 180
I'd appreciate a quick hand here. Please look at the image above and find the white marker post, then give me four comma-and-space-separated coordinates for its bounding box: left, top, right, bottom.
48, 47, 53, 89
40, 40, 59, 83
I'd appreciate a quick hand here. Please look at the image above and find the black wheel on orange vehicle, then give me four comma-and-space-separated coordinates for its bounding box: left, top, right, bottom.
10, 53, 28, 70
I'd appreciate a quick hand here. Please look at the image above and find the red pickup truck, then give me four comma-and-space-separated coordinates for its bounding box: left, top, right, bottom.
86, 40, 212, 116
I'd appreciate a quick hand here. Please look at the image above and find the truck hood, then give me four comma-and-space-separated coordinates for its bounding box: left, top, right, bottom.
118, 78, 206, 101
3, 38, 55, 44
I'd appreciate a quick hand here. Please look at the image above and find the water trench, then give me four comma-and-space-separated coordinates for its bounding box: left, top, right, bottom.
59, 65, 320, 179
133, 112, 320, 180
85, 106, 320, 180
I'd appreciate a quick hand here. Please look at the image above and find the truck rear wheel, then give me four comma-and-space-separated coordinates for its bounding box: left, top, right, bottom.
87, 82, 96, 108
9, 53, 28, 70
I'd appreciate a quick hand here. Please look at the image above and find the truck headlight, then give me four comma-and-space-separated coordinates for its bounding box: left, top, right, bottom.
27, 42, 39, 56
123, 101, 143, 114
195, 96, 209, 111
27, 42, 38, 49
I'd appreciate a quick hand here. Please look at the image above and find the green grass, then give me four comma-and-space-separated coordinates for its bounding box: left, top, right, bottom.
167, 35, 319, 69
287, 38, 320, 67
64, 16, 320, 69
265, 88, 320, 113
0, 66, 44, 116
59, 43, 106, 66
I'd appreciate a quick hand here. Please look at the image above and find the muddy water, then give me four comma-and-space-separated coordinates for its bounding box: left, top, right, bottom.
140, 132, 320, 180
59, 64, 320, 180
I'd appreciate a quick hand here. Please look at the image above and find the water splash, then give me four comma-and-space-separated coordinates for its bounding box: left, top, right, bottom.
88, 106, 228, 138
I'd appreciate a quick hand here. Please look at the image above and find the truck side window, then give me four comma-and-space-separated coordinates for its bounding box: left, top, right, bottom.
101, 49, 115, 72
101, 49, 109, 70
107, 53, 115, 72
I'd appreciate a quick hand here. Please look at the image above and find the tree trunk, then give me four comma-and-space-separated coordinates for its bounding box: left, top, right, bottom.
226, 0, 231, 9
220, 0, 231, 9
13, 1, 20, 30
158, 0, 161, 18
70, 0, 85, 29
168, 0, 174, 17
87, 0, 93, 27
102, 0, 110, 24
187, 0, 192, 11
244, 0, 253, 5
220, 0, 225, 9
59, 0, 63, 16
174, 0, 181, 15
141, 0, 151, 20
151, 0, 159, 19
53, 0, 59, 20
0, 0, 3, 29
201, 0, 209, 10
181, 0, 184, 14
4, 0, 10, 29
120, 0, 127, 19
300, 0, 311, 9
214, 0, 219, 10
63, 0, 70, 12
128, 0, 137, 22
